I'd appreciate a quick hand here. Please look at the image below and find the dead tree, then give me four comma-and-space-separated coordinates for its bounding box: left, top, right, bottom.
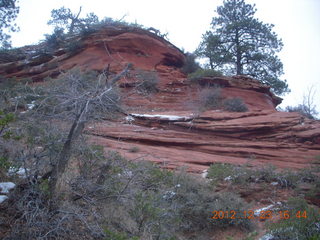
302, 86, 318, 119
36, 64, 132, 196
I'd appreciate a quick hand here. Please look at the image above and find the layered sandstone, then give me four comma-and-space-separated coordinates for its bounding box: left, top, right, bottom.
1, 26, 319, 173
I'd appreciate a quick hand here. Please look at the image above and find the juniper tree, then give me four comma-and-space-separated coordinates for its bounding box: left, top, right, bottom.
197, 0, 289, 95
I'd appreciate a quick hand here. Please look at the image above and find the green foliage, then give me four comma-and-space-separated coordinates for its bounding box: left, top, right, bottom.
47, 6, 99, 34
208, 163, 235, 182
104, 229, 139, 240
223, 97, 248, 112
175, 181, 252, 231
188, 68, 223, 82
130, 192, 163, 233
268, 198, 320, 240
142, 163, 174, 189
39, 179, 50, 196
0, 47, 25, 63
0, 156, 10, 170
196, 0, 289, 95
0, 110, 15, 143
0, 110, 15, 132
0, 0, 20, 48
43, 27, 65, 52
65, 40, 85, 54
0, 77, 42, 113
135, 70, 159, 95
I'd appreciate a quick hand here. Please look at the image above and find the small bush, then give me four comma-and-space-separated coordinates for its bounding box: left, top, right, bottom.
188, 68, 223, 82
223, 97, 248, 112
198, 87, 223, 110
268, 198, 320, 240
128, 146, 140, 153
104, 228, 139, 240
208, 163, 235, 183
135, 70, 159, 95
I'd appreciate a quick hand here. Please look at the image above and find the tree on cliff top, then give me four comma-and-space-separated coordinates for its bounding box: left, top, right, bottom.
196, 0, 289, 95
48, 6, 99, 34
0, 0, 19, 48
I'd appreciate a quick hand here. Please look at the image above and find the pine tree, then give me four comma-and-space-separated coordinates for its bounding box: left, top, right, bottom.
48, 6, 99, 34
197, 0, 289, 95
0, 0, 19, 48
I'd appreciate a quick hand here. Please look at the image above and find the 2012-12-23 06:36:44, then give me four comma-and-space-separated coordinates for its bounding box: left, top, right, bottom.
211, 210, 308, 220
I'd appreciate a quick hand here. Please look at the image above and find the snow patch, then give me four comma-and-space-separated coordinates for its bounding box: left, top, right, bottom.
0, 195, 8, 204
130, 113, 191, 121
8, 167, 28, 178
125, 115, 135, 123
27, 101, 36, 110
224, 176, 233, 181
259, 233, 274, 240
118, 170, 133, 178
254, 204, 278, 216
0, 182, 16, 193
201, 169, 208, 178
163, 190, 176, 200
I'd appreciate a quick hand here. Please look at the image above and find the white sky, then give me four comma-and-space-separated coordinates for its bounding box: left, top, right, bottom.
10, 0, 320, 115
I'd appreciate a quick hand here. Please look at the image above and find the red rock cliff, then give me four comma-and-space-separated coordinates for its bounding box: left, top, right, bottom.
1, 26, 319, 173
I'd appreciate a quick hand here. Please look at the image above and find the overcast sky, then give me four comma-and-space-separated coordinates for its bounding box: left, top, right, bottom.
10, 0, 320, 115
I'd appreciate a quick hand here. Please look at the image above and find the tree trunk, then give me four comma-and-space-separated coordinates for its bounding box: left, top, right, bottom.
49, 104, 86, 196
68, 6, 82, 34
209, 58, 214, 70
235, 29, 242, 75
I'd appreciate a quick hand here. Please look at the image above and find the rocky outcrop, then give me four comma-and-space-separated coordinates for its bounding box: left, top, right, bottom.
0, 26, 185, 81
1, 26, 319, 173
88, 110, 320, 173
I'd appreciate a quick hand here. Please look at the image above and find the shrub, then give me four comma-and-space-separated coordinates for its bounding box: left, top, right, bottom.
286, 105, 315, 120
104, 228, 139, 240
198, 87, 223, 110
181, 52, 200, 74
128, 146, 140, 153
207, 163, 235, 183
65, 40, 85, 55
268, 198, 320, 240
135, 70, 159, 95
188, 68, 223, 82
0, 48, 26, 63
44, 27, 66, 53
223, 97, 248, 112
174, 176, 253, 231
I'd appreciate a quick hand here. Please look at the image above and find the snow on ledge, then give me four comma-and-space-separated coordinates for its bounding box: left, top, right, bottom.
0, 182, 16, 194
130, 113, 192, 121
